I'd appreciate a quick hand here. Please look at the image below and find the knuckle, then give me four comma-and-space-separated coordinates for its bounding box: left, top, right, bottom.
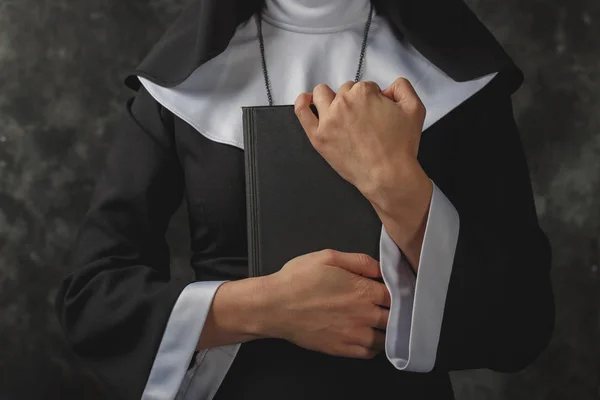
408, 98, 425, 115
367, 331, 380, 349
363, 347, 378, 359
335, 92, 352, 107
366, 80, 381, 91
294, 93, 308, 113
311, 130, 326, 144
418, 101, 427, 117
319, 248, 337, 264
309, 126, 330, 146
355, 80, 379, 93
395, 76, 411, 87
379, 286, 391, 306
338, 80, 355, 93
313, 83, 330, 94
330, 344, 346, 357
352, 345, 371, 359
354, 81, 368, 90
377, 307, 390, 329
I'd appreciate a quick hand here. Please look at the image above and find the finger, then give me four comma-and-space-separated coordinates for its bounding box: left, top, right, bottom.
351, 80, 382, 95
380, 82, 395, 100
367, 281, 392, 308
382, 77, 419, 105
380, 85, 395, 101
382, 77, 426, 121
337, 80, 355, 96
312, 83, 335, 116
370, 305, 390, 331
343, 344, 381, 359
318, 249, 381, 278
294, 92, 318, 136
351, 328, 387, 352
372, 329, 387, 351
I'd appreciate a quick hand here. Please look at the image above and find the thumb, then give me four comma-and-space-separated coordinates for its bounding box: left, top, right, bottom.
319, 249, 381, 278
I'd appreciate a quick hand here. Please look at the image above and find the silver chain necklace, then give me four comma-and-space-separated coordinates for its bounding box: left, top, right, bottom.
255, 3, 374, 106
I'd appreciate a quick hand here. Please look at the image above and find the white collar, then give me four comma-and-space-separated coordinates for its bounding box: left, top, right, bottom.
138, 11, 497, 151
262, 0, 371, 33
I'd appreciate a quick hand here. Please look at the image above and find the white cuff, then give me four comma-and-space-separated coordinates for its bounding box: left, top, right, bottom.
380, 181, 459, 372
176, 343, 241, 400
142, 280, 231, 400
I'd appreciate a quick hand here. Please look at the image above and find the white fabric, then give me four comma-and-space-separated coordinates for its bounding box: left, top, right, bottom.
139, 3, 496, 150
141, 281, 230, 399
139, 0, 497, 398
380, 181, 460, 372
261, 0, 372, 31
175, 344, 240, 400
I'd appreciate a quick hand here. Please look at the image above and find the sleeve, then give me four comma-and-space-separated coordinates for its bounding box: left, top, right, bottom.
53, 86, 216, 400
379, 90, 555, 374
379, 181, 458, 372
143, 281, 233, 400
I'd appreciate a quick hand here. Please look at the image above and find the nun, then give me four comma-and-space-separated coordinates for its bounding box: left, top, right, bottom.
55, 0, 555, 399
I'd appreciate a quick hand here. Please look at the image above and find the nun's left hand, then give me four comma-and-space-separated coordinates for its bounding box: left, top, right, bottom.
294, 78, 434, 270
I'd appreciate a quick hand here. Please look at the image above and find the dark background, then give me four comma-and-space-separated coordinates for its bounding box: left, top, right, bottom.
0, 0, 598, 399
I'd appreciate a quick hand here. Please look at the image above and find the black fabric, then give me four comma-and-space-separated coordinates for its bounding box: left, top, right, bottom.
418, 71, 555, 372
55, 1, 553, 398
125, 0, 518, 91
54, 87, 190, 400
214, 70, 554, 399
372, 0, 513, 81
55, 63, 554, 399
214, 338, 455, 400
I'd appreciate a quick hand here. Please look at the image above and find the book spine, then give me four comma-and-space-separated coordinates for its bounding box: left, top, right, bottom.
243, 108, 260, 277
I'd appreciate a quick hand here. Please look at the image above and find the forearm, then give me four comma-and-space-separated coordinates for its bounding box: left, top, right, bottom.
367, 159, 433, 271
196, 275, 277, 350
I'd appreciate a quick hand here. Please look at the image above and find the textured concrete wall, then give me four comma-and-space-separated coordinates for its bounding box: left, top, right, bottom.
0, 0, 598, 399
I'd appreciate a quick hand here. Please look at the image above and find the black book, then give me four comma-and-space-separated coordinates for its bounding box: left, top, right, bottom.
242, 104, 383, 278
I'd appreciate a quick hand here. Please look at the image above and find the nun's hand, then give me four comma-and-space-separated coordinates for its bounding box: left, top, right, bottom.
295, 78, 434, 270
264, 248, 391, 359
294, 78, 426, 207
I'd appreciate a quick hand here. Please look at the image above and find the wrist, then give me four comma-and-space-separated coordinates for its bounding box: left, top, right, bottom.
233, 274, 287, 340
366, 158, 431, 219
248, 273, 288, 340
211, 276, 279, 341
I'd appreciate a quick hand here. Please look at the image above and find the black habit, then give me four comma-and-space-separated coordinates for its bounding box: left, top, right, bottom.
54, 0, 555, 399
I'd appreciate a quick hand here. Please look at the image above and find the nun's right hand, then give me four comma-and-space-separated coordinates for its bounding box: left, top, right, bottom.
262, 249, 391, 359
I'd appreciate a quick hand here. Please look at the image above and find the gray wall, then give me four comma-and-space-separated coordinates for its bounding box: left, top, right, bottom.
0, 0, 598, 399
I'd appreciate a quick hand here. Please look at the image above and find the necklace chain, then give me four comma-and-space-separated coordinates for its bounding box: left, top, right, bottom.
256, 3, 374, 106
